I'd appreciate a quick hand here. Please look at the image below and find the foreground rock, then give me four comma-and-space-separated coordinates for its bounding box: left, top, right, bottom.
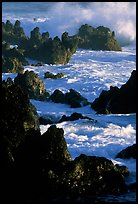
1, 80, 132, 202
59, 154, 127, 197
115, 144, 136, 159
1, 78, 39, 166
91, 70, 136, 114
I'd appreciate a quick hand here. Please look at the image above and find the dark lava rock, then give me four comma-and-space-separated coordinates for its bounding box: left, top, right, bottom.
65, 89, 89, 108
50, 88, 89, 108
91, 86, 119, 114
14, 70, 50, 100
39, 116, 53, 125
50, 89, 65, 103
115, 144, 136, 159
1, 78, 40, 201
0, 79, 130, 202
58, 112, 96, 123
1, 78, 40, 166
91, 70, 136, 114
40, 125, 72, 169
115, 164, 129, 177
60, 154, 127, 196
108, 70, 136, 114
44, 71, 65, 79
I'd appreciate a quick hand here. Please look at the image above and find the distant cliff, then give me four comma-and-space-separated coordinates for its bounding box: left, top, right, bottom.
74, 24, 122, 51
2, 20, 122, 67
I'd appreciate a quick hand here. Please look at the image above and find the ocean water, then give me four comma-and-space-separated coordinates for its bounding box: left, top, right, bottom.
2, 2, 136, 202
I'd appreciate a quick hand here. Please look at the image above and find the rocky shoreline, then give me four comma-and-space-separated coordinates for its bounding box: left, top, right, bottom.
1, 78, 136, 202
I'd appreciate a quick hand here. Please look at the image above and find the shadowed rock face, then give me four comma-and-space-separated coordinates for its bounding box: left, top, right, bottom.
39, 125, 72, 169
1, 78, 40, 166
14, 70, 50, 101
1, 80, 130, 202
91, 70, 136, 114
115, 144, 136, 159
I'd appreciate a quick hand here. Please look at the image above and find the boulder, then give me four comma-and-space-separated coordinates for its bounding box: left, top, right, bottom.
65, 89, 89, 108
40, 125, 72, 169
77, 24, 122, 51
115, 164, 129, 177
49, 89, 65, 103
91, 70, 136, 114
60, 154, 127, 196
108, 70, 136, 113
50, 89, 89, 108
14, 70, 50, 100
44, 71, 65, 79
115, 144, 136, 159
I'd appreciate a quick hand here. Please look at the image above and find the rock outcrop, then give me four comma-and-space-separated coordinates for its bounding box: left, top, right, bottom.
1, 78, 39, 166
1, 79, 132, 202
14, 70, 50, 100
91, 70, 136, 114
115, 144, 136, 159
50, 88, 89, 108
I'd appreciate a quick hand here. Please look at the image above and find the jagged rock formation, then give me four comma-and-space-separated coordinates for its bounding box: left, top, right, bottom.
2, 20, 122, 67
